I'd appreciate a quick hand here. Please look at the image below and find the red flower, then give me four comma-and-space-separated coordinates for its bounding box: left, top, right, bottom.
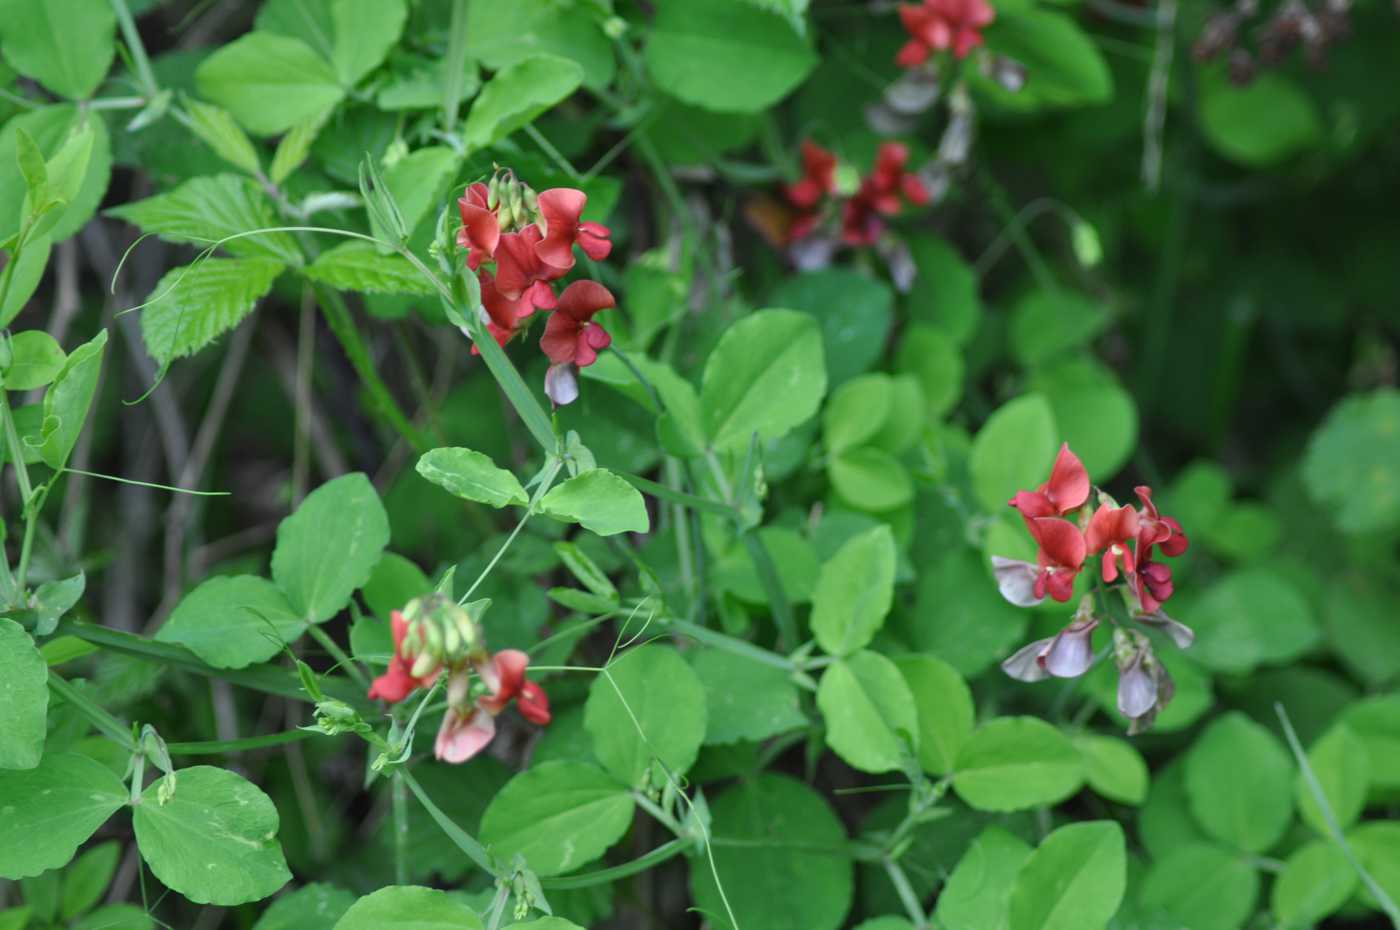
841, 143, 930, 245
1134, 486, 1189, 558
785, 141, 838, 210
456, 183, 500, 270
1131, 555, 1175, 615
494, 225, 564, 301
896, 0, 996, 67
541, 280, 615, 368
1086, 503, 1139, 583
536, 188, 613, 271
434, 649, 551, 764
367, 611, 437, 704
1010, 443, 1091, 522
1028, 516, 1087, 603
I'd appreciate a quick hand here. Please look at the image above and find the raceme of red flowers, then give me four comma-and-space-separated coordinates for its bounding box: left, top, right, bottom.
994, 443, 1195, 733
457, 173, 615, 406
784, 141, 929, 247
368, 596, 551, 764
896, 0, 996, 67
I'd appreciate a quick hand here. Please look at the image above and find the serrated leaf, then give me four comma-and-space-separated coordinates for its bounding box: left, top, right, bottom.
108, 175, 300, 263
140, 257, 284, 365
182, 97, 261, 175
306, 241, 435, 296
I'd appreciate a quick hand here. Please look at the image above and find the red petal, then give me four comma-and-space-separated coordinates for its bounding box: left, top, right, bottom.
1031, 517, 1087, 570
491, 649, 529, 704
579, 223, 612, 260
368, 655, 417, 703
538, 188, 586, 228
556, 280, 616, 322
541, 311, 580, 364
434, 707, 495, 763
517, 681, 552, 725
1043, 443, 1090, 513
895, 39, 931, 68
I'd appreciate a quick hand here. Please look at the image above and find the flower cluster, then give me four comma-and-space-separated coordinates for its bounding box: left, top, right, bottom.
1195, 0, 1353, 84
457, 172, 615, 405
896, 0, 996, 67
784, 141, 929, 248
368, 595, 551, 763
994, 444, 1195, 733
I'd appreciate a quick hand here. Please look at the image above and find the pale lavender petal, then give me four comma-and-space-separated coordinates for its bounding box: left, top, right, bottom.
1117, 654, 1158, 719
1042, 619, 1099, 678
1137, 608, 1195, 649
992, 556, 1044, 608
544, 362, 580, 406
1002, 638, 1053, 682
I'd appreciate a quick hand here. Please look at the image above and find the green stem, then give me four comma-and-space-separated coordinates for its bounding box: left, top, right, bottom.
166, 729, 313, 756
307, 623, 370, 690
314, 283, 431, 454
743, 529, 797, 650
109, 0, 159, 99
460, 458, 562, 604
48, 671, 136, 750
633, 791, 684, 837
978, 170, 1056, 292
392, 772, 410, 885
665, 618, 795, 672
540, 839, 689, 890
884, 858, 929, 930
441, 0, 470, 134
618, 471, 734, 517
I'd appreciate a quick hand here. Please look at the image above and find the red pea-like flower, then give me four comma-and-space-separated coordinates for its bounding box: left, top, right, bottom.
456, 182, 500, 270
896, 0, 996, 67
536, 188, 613, 271
367, 611, 437, 704
434, 649, 551, 764
1134, 486, 1189, 558
541, 280, 615, 368
1029, 516, 1087, 603
1086, 502, 1139, 583
785, 141, 838, 210
494, 225, 565, 301
1010, 443, 1091, 521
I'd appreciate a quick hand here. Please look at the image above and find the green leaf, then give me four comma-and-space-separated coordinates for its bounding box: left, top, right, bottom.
1343, 694, 1400, 793
107, 174, 300, 263
905, 235, 981, 345
1322, 577, 1400, 688
1188, 569, 1320, 674
69, 904, 151, 930
969, 394, 1058, 512
272, 473, 390, 624
935, 827, 1033, 930
1138, 842, 1258, 930
977, 10, 1112, 110
140, 257, 284, 365
60, 840, 120, 921
269, 115, 324, 185
1199, 72, 1322, 168
1272, 841, 1356, 929
1302, 389, 1400, 534
810, 525, 896, 656
690, 774, 853, 930
479, 761, 635, 877
701, 308, 827, 451
329, 0, 407, 85
360, 552, 431, 620
0, 619, 46, 769
1351, 822, 1400, 912
183, 97, 262, 176
0, 0, 115, 99
415, 447, 528, 508
133, 766, 290, 905
584, 645, 707, 786
913, 546, 1029, 677
1030, 356, 1137, 480
829, 447, 913, 513
895, 326, 963, 421
305, 241, 435, 296
647, 0, 816, 114
769, 270, 893, 388
712, 527, 819, 605
1008, 822, 1125, 930
1010, 290, 1107, 366
4, 330, 66, 390
818, 651, 918, 774
541, 469, 650, 536
196, 33, 346, 136
26, 122, 94, 242
1296, 722, 1369, 834
823, 374, 892, 453
0, 233, 52, 329
374, 146, 461, 243
380, 760, 509, 883
376, 53, 481, 111
1185, 712, 1294, 853
0, 752, 126, 879
252, 882, 355, 930
895, 654, 974, 776
554, 541, 616, 600
462, 55, 584, 152
157, 575, 307, 669
38, 327, 106, 471
0, 105, 112, 244
953, 716, 1084, 812
691, 649, 806, 745
1075, 734, 1149, 806
332, 886, 483, 930
466, 0, 615, 90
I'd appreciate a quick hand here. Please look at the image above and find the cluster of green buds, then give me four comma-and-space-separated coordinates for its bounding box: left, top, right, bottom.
398, 594, 486, 678
484, 168, 540, 233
